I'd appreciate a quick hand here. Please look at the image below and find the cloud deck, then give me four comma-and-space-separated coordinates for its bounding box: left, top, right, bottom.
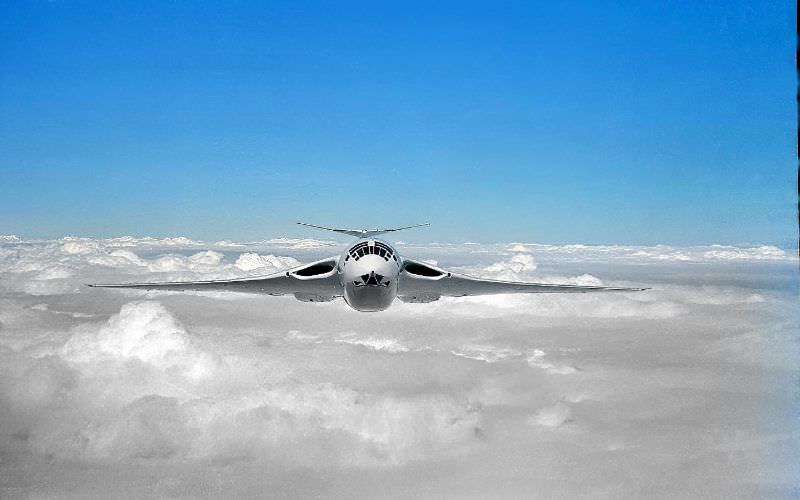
0, 236, 797, 498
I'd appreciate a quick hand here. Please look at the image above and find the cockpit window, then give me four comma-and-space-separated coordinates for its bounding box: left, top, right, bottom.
349, 241, 394, 262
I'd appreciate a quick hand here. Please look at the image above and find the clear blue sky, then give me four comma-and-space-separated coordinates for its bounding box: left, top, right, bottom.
0, 1, 795, 246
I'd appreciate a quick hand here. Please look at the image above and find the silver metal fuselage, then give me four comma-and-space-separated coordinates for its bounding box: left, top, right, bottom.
339, 239, 401, 312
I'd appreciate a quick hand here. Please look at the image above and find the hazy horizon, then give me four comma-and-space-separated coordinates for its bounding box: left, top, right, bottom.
2, 231, 798, 252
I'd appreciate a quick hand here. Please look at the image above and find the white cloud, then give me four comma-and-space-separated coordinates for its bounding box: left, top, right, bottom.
0, 235, 797, 498
335, 335, 410, 353
481, 253, 537, 280
257, 237, 338, 249
527, 349, 578, 374
87, 249, 147, 267
528, 402, 573, 427
234, 252, 300, 272
61, 239, 101, 255
450, 344, 521, 363
702, 245, 789, 261
493, 242, 795, 263
62, 301, 216, 378
3, 299, 482, 470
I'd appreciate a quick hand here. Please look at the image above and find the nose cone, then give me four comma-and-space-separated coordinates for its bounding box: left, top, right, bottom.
342, 254, 399, 312
345, 284, 396, 311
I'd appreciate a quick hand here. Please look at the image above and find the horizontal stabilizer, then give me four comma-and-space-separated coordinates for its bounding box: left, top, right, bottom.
297, 222, 429, 238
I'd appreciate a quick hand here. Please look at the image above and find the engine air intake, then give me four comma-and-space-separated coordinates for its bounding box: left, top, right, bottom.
403, 261, 445, 278
293, 261, 336, 277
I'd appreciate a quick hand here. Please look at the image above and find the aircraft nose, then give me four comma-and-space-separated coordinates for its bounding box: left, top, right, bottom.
356, 270, 391, 287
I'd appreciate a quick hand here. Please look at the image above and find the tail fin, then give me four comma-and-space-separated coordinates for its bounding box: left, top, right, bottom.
297, 222, 430, 238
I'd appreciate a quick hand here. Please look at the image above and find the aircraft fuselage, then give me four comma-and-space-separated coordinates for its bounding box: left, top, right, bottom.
339, 239, 401, 311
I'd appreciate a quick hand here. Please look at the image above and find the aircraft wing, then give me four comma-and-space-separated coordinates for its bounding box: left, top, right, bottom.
88, 257, 343, 302
397, 258, 647, 302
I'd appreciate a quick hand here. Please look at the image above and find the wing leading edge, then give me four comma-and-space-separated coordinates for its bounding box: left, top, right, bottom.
398, 258, 647, 302
88, 257, 343, 301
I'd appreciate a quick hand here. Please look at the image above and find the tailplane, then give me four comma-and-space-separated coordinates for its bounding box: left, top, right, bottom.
297, 222, 429, 238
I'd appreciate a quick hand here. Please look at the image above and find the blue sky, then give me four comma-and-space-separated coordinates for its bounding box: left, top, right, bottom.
0, 1, 794, 245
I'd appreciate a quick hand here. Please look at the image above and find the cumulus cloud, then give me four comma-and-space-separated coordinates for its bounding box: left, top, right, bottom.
481, 253, 537, 280
61, 301, 216, 378
490, 242, 794, 263
87, 249, 147, 268
0, 236, 796, 498
402, 291, 684, 320
527, 349, 579, 375
234, 253, 300, 272
335, 335, 411, 353
2, 299, 482, 471
450, 344, 522, 363
528, 402, 573, 427
0, 236, 312, 297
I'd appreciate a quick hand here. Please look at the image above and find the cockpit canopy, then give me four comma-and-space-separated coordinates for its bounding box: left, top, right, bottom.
347, 241, 397, 262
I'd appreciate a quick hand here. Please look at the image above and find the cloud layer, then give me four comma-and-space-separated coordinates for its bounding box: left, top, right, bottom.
0, 236, 797, 498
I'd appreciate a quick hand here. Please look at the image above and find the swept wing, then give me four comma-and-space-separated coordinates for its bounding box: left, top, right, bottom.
398, 258, 647, 302
88, 257, 343, 302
